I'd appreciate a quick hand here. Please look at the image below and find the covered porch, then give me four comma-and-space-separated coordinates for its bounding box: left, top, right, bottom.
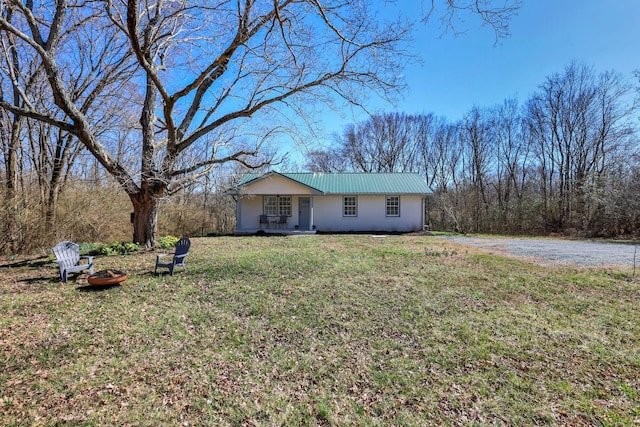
234, 194, 318, 234
236, 194, 316, 234
232, 172, 321, 234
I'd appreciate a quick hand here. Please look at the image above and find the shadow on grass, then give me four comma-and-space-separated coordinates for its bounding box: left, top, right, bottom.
137, 271, 158, 277
18, 276, 60, 285
0, 255, 52, 269
19, 272, 95, 286
77, 284, 122, 292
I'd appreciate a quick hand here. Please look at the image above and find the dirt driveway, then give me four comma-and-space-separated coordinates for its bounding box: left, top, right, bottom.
436, 235, 639, 268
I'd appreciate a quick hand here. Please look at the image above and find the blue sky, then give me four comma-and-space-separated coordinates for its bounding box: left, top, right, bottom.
306, 0, 640, 151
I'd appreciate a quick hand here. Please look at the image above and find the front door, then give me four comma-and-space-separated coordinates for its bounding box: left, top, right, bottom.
299, 197, 310, 229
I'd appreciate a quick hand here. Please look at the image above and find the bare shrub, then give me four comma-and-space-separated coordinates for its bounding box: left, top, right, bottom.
54, 183, 131, 244
158, 192, 236, 238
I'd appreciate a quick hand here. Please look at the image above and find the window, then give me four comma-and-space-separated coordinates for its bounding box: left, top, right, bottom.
264, 196, 278, 216
343, 196, 357, 217
278, 196, 292, 216
386, 196, 400, 217
264, 195, 291, 216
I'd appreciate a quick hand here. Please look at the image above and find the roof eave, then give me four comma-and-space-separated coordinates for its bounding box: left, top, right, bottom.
237, 171, 325, 194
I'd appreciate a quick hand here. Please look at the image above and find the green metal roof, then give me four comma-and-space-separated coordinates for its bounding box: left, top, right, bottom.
238, 172, 430, 195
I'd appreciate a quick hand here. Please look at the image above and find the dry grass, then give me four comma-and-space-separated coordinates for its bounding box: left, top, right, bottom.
1, 235, 639, 426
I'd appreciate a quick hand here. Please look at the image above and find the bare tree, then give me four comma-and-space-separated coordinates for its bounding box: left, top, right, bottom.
305, 148, 347, 173
417, 117, 465, 231
0, 1, 408, 247
459, 106, 492, 231
0, 1, 136, 250
0, 3, 40, 252
0, 0, 519, 247
488, 98, 533, 231
321, 112, 424, 173
526, 62, 636, 233
423, 0, 521, 42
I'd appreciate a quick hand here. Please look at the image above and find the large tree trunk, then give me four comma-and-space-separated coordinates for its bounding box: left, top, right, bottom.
130, 192, 159, 248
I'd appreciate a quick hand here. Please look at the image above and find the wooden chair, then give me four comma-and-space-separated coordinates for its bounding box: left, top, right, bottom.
53, 241, 94, 283
155, 237, 191, 276
259, 214, 269, 229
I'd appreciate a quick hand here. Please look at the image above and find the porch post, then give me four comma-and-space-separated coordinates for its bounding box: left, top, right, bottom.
236, 195, 243, 230
309, 196, 314, 231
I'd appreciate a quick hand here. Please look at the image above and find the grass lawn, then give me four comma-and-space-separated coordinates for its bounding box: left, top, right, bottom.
1, 234, 639, 426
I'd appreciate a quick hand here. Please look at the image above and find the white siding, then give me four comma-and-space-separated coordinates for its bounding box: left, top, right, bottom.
313, 195, 423, 232
238, 195, 263, 229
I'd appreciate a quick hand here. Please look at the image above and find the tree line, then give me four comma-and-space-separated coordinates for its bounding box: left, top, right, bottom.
306, 63, 640, 237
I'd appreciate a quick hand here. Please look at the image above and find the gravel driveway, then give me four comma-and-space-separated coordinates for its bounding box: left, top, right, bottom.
436, 236, 639, 267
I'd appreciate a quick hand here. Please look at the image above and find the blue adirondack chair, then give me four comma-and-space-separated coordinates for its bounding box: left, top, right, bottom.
155, 237, 191, 276
53, 241, 94, 283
